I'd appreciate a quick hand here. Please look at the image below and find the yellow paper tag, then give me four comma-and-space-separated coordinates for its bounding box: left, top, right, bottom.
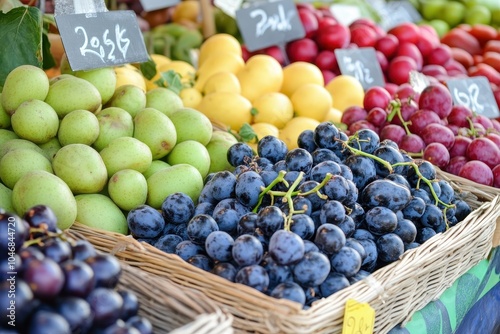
342, 299, 375, 334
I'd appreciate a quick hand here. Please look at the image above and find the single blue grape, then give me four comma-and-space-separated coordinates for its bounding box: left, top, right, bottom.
376, 233, 404, 263
194, 202, 215, 216
175, 240, 205, 261
297, 129, 317, 153
127, 205, 165, 239
205, 231, 234, 262
314, 223, 346, 255
186, 214, 219, 245
154, 234, 183, 254
330, 246, 362, 278
357, 238, 378, 272
319, 272, 350, 297
298, 180, 327, 211
211, 262, 237, 282
393, 219, 417, 244
292, 251, 331, 287
311, 148, 341, 165
260, 254, 293, 291
161, 192, 195, 225
227, 142, 254, 167
270, 282, 306, 306
235, 170, 265, 208
289, 214, 315, 240
348, 128, 380, 154
235, 265, 269, 293
232, 234, 264, 267
237, 212, 258, 236
255, 206, 285, 237
313, 122, 341, 150
319, 200, 345, 226
285, 148, 313, 173
257, 135, 288, 163
309, 160, 341, 183
324, 174, 349, 203
187, 254, 213, 271
365, 206, 398, 235
205, 170, 237, 202
268, 230, 305, 266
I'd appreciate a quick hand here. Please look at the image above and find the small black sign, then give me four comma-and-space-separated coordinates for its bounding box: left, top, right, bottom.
335, 47, 385, 90
446, 76, 500, 119
139, 0, 179, 12
235, 0, 305, 52
377, 0, 422, 30
55, 10, 149, 71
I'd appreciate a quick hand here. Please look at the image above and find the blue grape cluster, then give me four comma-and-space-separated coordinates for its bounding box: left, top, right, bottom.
0, 206, 153, 334
128, 122, 472, 308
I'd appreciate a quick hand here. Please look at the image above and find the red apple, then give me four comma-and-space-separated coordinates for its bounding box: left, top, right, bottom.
349, 24, 378, 48
387, 56, 418, 85
416, 26, 440, 57
315, 24, 351, 51
375, 34, 399, 60
376, 50, 389, 72
286, 38, 318, 63
395, 42, 423, 71
314, 50, 339, 72
261, 45, 287, 66
298, 8, 319, 39
317, 16, 338, 30
387, 22, 421, 45
350, 18, 385, 38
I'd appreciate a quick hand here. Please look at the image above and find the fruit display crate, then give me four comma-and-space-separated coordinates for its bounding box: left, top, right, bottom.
66, 233, 234, 333
68, 169, 500, 334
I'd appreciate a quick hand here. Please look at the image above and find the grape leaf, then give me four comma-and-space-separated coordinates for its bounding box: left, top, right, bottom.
154, 70, 183, 95
239, 123, 258, 143
0, 5, 43, 87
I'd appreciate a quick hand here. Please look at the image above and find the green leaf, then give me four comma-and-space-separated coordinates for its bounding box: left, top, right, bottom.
0, 6, 43, 86
154, 70, 183, 95
239, 123, 258, 143
140, 57, 157, 80
41, 31, 55, 70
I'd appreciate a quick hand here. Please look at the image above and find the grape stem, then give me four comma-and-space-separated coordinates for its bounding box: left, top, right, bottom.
23, 229, 68, 248
342, 142, 394, 174
387, 100, 412, 135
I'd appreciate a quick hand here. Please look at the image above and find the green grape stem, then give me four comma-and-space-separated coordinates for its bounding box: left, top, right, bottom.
387, 100, 412, 135
343, 143, 394, 174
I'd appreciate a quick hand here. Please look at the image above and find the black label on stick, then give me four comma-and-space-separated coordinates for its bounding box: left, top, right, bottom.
56, 10, 149, 71
335, 47, 385, 90
139, 0, 179, 12
235, 0, 305, 52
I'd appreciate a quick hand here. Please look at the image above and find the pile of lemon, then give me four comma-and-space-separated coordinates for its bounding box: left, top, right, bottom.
125, 34, 366, 149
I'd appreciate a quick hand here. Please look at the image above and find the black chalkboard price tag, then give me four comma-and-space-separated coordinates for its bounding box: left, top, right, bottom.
334, 47, 385, 90
235, 0, 305, 52
55, 10, 149, 71
139, 0, 179, 12
446, 76, 500, 119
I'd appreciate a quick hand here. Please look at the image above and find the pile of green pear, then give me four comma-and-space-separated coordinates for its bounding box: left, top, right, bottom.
0, 64, 238, 234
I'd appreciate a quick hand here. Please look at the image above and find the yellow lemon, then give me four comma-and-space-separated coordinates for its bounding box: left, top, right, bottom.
248, 122, 280, 151
179, 87, 203, 109
279, 117, 320, 150
237, 54, 283, 102
251, 92, 293, 129
291, 84, 333, 122
202, 71, 241, 95
326, 75, 365, 112
323, 107, 344, 124
194, 52, 245, 91
150, 54, 171, 68
197, 92, 252, 132
172, 0, 200, 24
280, 62, 324, 97
114, 65, 146, 92
198, 33, 242, 67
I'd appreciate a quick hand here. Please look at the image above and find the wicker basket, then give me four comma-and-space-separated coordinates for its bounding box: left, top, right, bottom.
68, 169, 500, 334
66, 233, 234, 333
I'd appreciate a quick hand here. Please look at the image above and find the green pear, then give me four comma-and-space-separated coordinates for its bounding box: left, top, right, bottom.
38, 137, 62, 162
168, 107, 213, 145
52, 144, 108, 194
1, 65, 50, 115
147, 163, 203, 209
92, 107, 134, 152
75, 67, 117, 105
0, 94, 11, 129
49, 74, 75, 86
0, 183, 13, 212
44, 76, 102, 118
58, 109, 100, 146
133, 108, 177, 159
165, 140, 211, 178
100, 137, 152, 177
108, 169, 148, 211
142, 160, 170, 179
0, 130, 19, 146
106, 84, 147, 118
0, 148, 53, 189
205, 132, 238, 174
11, 99, 59, 144
0, 139, 48, 160
75, 194, 128, 234
12, 170, 77, 230
145, 87, 183, 117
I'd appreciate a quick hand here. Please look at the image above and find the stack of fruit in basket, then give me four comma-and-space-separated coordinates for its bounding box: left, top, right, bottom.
126, 122, 474, 308
0, 205, 153, 333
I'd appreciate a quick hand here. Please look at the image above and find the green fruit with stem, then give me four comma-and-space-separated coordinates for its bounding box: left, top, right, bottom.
146, 163, 203, 209
92, 107, 134, 152
44, 76, 102, 118
100, 137, 153, 177
52, 144, 108, 194
145, 87, 183, 117
168, 107, 213, 145
133, 107, 177, 159
108, 169, 148, 211
75, 194, 128, 234
12, 170, 77, 230
11, 99, 59, 144
106, 84, 147, 118
58, 109, 100, 146
165, 140, 211, 178
0, 149, 53, 189
75, 67, 117, 105
1, 65, 50, 115
142, 160, 170, 179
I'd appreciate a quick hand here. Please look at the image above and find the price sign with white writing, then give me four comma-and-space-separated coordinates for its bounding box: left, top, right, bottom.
139, 0, 179, 12
55, 11, 149, 71
335, 48, 385, 90
446, 76, 500, 119
235, 0, 305, 52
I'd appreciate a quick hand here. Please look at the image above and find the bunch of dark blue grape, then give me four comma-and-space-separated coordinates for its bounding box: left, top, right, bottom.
127, 122, 472, 309
0, 205, 153, 334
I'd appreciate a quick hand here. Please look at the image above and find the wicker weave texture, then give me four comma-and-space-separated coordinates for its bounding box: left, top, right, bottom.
68, 170, 500, 334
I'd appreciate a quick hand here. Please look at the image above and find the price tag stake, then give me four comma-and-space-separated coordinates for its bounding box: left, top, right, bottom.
342, 299, 375, 334
335, 48, 385, 90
